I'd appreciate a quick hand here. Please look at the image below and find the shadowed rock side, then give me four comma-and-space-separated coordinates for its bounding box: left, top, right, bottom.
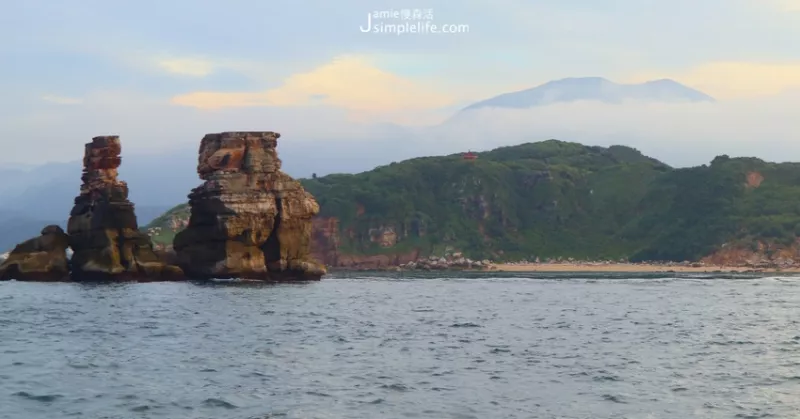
0, 225, 70, 281
310, 217, 421, 270
66, 136, 183, 281
173, 131, 326, 281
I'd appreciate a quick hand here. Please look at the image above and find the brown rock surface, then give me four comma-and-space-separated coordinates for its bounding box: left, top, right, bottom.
173, 131, 326, 280
702, 239, 800, 268
310, 216, 420, 270
0, 225, 70, 281
67, 136, 184, 281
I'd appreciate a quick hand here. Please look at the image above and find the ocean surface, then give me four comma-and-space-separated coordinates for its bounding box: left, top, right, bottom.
2, 272, 800, 419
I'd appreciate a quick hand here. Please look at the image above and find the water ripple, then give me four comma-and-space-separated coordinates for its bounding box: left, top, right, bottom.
2, 274, 800, 418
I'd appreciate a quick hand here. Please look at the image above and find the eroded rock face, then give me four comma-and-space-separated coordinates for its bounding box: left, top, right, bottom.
67, 136, 183, 281
0, 225, 70, 281
174, 131, 326, 280
309, 217, 421, 269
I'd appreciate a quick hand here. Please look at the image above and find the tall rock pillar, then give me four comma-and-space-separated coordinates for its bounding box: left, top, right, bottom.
67, 136, 183, 281
173, 131, 326, 280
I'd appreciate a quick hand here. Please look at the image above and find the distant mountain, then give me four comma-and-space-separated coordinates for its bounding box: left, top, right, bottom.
0, 152, 196, 225
460, 77, 715, 112
0, 209, 61, 252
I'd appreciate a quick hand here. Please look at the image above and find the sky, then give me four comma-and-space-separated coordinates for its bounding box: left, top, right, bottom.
2, 0, 800, 166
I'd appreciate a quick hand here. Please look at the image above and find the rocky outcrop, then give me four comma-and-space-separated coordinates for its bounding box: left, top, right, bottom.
173, 131, 326, 281
0, 225, 70, 281
701, 240, 800, 269
311, 217, 340, 265
66, 136, 183, 281
310, 216, 420, 269
401, 253, 494, 271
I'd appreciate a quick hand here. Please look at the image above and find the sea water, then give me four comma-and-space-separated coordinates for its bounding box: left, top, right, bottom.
1, 272, 799, 418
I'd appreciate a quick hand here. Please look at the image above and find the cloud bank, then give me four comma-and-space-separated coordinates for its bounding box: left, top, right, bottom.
5, 87, 800, 173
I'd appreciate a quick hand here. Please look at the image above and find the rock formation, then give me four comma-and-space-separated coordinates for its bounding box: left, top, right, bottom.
66, 136, 183, 281
173, 131, 326, 281
0, 225, 70, 281
310, 216, 421, 269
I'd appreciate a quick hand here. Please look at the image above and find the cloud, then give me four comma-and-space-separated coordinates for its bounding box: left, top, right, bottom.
169, 55, 459, 123
628, 62, 800, 99
6, 84, 800, 177
778, 0, 800, 11
41, 95, 83, 105
157, 57, 216, 77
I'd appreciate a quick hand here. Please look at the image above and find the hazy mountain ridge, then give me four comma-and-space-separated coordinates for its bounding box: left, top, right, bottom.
460, 77, 715, 112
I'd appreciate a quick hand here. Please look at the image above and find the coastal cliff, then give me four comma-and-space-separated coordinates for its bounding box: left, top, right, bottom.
146, 140, 800, 269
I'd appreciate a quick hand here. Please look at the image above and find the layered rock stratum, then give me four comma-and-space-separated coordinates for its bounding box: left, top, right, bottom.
0, 136, 183, 281
173, 131, 326, 281
67, 136, 183, 281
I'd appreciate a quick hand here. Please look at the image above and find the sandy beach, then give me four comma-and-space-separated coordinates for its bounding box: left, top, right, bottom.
492, 263, 800, 273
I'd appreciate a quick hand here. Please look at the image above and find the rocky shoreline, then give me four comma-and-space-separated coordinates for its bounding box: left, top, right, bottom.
397, 253, 496, 271
0, 132, 325, 283
322, 256, 800, 273
495, 257, 800, 272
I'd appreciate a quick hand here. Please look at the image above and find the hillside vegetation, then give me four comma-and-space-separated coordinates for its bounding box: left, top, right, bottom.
146, 140, 800, 262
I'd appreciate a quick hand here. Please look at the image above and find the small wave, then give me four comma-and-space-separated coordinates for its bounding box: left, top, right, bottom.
306, 391, 332, 397
130, 405, 152, 412
709, 340, 756, 346
13, 391, 63, 402
592, 375, 622, 382
602, 394, 627, 404
380, 383, 411, 392
450, 322, 481, 328
202, 398, 238, 409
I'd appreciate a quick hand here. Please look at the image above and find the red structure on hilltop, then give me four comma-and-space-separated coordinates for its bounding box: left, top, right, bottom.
463, 151, 477, 160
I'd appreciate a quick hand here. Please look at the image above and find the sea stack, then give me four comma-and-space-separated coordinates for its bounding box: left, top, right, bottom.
67, 136, 183, 281
173, 131, 326, 281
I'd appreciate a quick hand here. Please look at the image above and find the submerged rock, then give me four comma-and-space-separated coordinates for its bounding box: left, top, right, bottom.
173, 131, 326, 281
66, 136, 183, 281
0, 225, 70, 281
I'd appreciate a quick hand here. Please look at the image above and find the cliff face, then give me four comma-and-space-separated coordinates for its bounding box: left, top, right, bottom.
148, 141, 670, 265
300, 141, 669, 262
701, 240, 800, 268
310, 216, 419, 269
173, 132, 325, 280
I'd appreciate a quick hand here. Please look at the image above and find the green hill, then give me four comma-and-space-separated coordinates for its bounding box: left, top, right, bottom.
145, 140, 800, 263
